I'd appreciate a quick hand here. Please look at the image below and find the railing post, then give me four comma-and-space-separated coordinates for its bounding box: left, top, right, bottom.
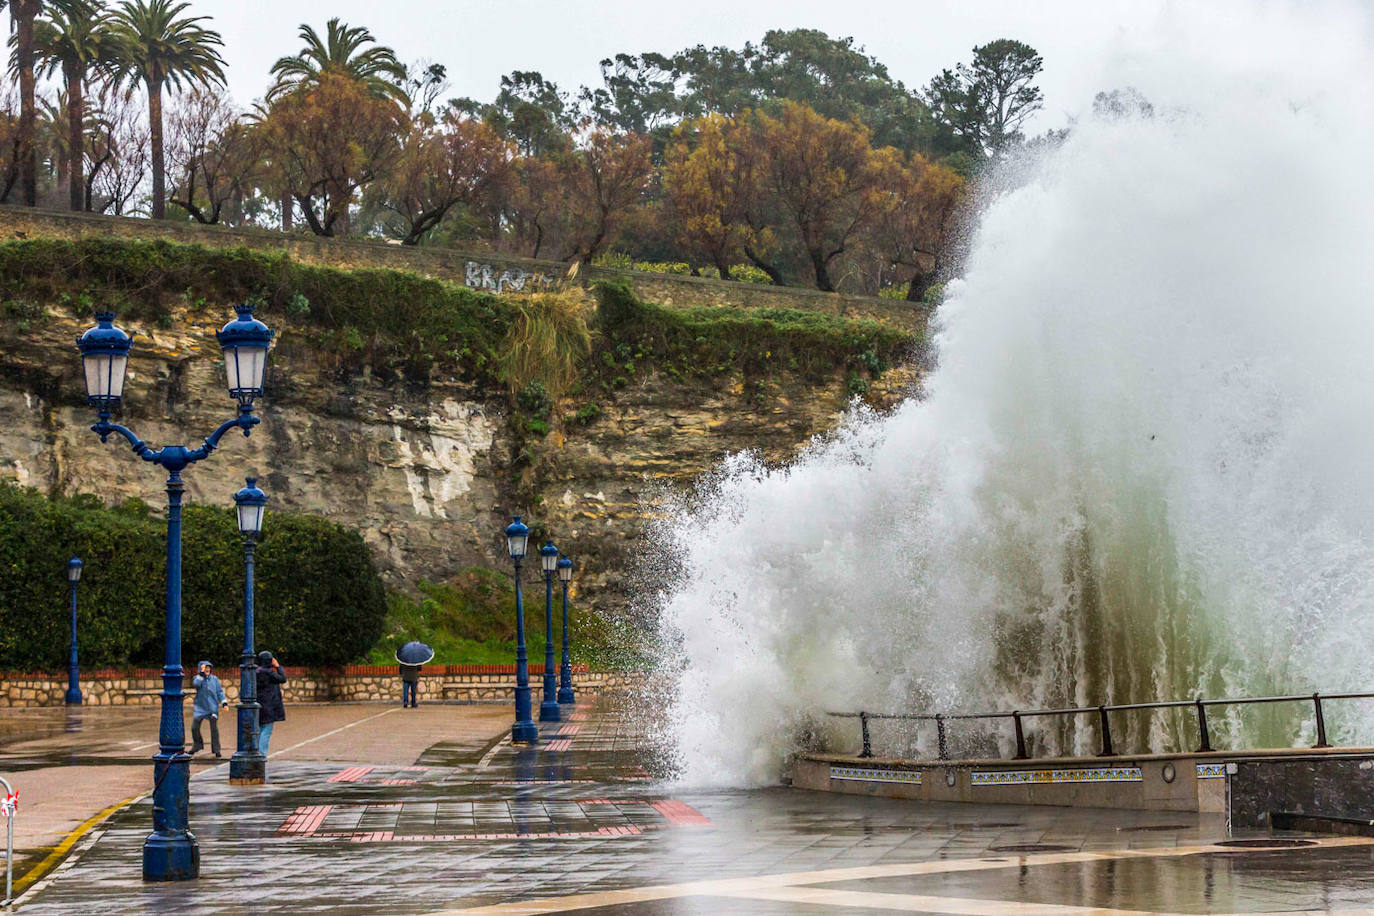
1012, 712, 1029, 760
859, 712, 873, 759
1313, 693, 1330, 749
1098, 706, 1115, 757
935, 714, 949, 761
1195, 698, 1212, 753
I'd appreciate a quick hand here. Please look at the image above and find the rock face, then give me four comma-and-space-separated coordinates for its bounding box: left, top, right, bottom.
0, 305, 916, 618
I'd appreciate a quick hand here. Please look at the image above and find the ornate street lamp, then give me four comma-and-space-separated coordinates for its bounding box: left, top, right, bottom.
557, 555, 576, 705
65, 557, 83, 705
538, 541, 561, 723
505, 517, 538, 743
75, 305, 273, 882
229, 478, 267, 785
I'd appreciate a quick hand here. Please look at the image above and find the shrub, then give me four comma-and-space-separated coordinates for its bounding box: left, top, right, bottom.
499, 291, 592, 398
0, 481, 387, 670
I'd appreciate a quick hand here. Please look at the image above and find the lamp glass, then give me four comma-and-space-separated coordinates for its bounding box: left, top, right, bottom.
225, 345, 268, 401
83, 353, 128, 401
67, 559, 83, 583
557, 559, 573, 583
237, 502, 264, 535
541, 543, 559, 573
507, 532, 527, 559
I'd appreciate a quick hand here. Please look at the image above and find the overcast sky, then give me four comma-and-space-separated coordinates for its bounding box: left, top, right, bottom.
200, 0, 1160, 129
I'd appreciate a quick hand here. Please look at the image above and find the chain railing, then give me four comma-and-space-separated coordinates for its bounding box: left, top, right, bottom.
828, 691, 1374, 761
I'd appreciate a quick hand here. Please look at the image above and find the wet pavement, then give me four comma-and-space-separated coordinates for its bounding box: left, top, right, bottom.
10, 695, 1374, 914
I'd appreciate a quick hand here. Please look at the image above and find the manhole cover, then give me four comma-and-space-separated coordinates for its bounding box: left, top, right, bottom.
988, 844, 1075, 853
1215, 839, 1317, 849
1122, 824, 1191, 832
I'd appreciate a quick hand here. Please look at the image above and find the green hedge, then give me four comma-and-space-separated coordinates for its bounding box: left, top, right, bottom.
0, 237, 514, 383
0, 481, 386, 670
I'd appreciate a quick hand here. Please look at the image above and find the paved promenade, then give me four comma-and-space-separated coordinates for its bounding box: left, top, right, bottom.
7, 695, 1374, 913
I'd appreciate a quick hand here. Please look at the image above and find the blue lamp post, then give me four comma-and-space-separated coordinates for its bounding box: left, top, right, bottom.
76, 305, 273, 882
506, 517, 538, 744
538, 541, 561, 723
557, 555, 575, 705
65, 557, 83, 705
228, 479, 267, 785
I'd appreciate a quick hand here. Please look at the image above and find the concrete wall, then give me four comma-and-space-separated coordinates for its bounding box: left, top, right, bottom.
0, 666, 629, 707
0, 205, 928, 331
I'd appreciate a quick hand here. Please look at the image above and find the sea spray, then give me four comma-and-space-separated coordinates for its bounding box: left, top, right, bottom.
653, 0, 1374, 786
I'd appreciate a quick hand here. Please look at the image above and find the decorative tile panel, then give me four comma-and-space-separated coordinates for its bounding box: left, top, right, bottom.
970, 767, 1143, 786
1195, 763, 1228, 780
829, 766, 922, 785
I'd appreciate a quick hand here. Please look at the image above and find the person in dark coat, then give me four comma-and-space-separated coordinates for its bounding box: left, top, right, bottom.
256, 650, 286, 755
399, 662, 421, 707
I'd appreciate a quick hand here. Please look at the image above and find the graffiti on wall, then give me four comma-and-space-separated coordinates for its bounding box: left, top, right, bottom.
465, 261, 556, 294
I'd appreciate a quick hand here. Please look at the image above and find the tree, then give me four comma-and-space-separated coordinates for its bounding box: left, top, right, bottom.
8, 0, 42, 204
166, 85, 262, 223
468, 71, 573, 157
84, 80, 147, 213
375, 113, 512, 245
924, 39, 1043, 161
561, 128, 653, 261
33, 0, 121, 211
268, 18, 407, 104
662, 114, 758, 277
751, 102, 889, 291
261, 70, 405, 236
110, 0, 225, 219
580, 52, 683, 137
498, 153, 566, 259
0, 81, 20, 200
866, 152, 965, 300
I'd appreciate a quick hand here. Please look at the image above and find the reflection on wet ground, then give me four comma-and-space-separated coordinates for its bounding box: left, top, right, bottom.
13, 694, 1374, 914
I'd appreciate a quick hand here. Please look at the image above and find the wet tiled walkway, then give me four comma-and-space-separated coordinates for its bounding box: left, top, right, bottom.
15, 695, 1374, 914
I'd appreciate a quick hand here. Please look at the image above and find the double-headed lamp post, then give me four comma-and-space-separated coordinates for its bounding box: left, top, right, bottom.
505, 517, 538, 744
76, 305, 273, 882
229, 478, 267, 785
557, 556, 575, 705
65, 557, 83, 705
538, 541, 562, 723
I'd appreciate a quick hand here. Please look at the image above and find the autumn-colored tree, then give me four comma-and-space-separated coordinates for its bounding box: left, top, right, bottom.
165, 85, 262, 224
750, 101, 889, 291
261, 70, 405, 236
662, 114, 757, 277
866, 151, 965, 300
498, 153, 567, 259
374, 113, 512, 245
560, 128, 653, 262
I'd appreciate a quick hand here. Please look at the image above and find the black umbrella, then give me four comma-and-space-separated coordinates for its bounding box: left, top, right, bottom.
395, 641, 435, 665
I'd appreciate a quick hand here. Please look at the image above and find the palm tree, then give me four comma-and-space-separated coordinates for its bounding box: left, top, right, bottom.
268, 18, 408, 105
7, 0, 43, 204
110, 0, 223, 219
34, 0, 121, 210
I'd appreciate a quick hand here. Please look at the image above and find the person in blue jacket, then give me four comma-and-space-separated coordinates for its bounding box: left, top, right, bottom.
190, 660, 228, 757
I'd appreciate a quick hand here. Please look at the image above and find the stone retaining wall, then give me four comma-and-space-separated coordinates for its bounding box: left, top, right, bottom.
0, 667, 631, 707
0, 205, 928, 331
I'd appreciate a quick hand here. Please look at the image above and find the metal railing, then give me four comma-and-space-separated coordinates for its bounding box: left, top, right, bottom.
828, 690, 1374, 761
1, 774, 14, 907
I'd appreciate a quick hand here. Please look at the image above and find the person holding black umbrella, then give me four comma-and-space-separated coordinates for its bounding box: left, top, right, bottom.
396, 641, 434, 708
257, 650, 287, 754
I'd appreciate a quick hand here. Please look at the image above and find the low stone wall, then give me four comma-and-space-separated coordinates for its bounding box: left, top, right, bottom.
0, 205, 928, 331
0, 666, 631, 707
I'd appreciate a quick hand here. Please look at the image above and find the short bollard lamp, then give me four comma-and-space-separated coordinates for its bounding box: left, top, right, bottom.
506, 517, 538, 743
76, 305, 273, 882
538, 541, 562, 723
65, 557, 83, 705
229, 479, 267, 785
557, 555, 576, 705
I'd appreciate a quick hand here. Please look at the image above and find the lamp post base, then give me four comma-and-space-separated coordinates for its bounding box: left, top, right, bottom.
512, 720, 539, 743
142, 830, 199, 882
64, 688, 83, 705
557, 686, 575, 705
228, 752, 266, 784
539, 698, 561, 722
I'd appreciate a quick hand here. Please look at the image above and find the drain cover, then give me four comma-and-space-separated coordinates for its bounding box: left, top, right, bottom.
988, 843, 1075, 853
1215, 839, 1317, 849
